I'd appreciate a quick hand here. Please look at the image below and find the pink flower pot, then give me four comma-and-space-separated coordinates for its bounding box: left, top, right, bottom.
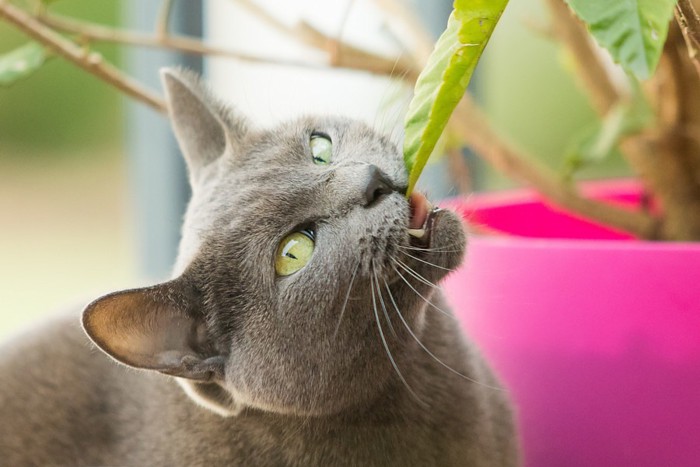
442, 181, 700, 467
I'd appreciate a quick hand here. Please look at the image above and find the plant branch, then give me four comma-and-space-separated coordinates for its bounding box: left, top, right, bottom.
675, 0, 700, 79
156, 0, 174, 39
637, 25, 700, 240
40, 6, 416, 80
0, 1, 166, 113
234, 0, 298, 38
329, 0, 356, 66
450, 96, 657, 238
38, 12, 320, 70
234, 0, 418, 79
296, 20, 418, 79
544, 0, 621, 115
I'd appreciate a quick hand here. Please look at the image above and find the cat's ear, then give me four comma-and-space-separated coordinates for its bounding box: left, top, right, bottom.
160, 67, 247, 178
82, 278, 224, 382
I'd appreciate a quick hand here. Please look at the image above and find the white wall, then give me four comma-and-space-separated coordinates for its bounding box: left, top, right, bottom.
206, 0, 411, 142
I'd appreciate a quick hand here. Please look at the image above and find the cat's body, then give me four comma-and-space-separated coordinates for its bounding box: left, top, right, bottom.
0, 299, 513, 466
0, 70, 518, 466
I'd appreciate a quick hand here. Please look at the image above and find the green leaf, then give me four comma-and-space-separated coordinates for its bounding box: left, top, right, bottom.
403, 0, 509, 196
563, 87, 654, 177
0, 42, 49, 87
564, 0, 677, 79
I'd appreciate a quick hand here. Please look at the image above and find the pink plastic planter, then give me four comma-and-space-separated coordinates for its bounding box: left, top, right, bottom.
441, 181, 700, 467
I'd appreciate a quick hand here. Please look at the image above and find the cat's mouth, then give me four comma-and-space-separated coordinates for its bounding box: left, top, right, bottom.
407, 192, 440, 248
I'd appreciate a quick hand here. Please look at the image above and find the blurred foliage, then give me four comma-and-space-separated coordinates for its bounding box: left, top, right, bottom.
0, 42, 50, 85
479, 0, 629, 188
563, 86, 654, 178
0, 0, 122, 158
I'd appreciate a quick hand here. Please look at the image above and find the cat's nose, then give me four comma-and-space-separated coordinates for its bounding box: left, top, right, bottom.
364, 165, 396, 206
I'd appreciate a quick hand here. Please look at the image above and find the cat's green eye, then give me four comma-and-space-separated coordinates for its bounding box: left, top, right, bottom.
310, 133, 332, 165
275, 231, 315, 276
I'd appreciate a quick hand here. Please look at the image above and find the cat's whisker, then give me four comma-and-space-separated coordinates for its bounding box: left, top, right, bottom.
370, 267, 426, 407
399, 250, 453, 272
391, 257, 439, 289
391, 264, 456, 320
398, 243, 464, 254
373, 264, 398, 340
381, 277, 499, 390
333, 261, 360, 340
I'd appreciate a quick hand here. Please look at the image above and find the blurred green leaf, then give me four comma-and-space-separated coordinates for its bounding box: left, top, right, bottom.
0, 42, 50, 86
8, 0, 57, 9
564, 0, 677, 79
564, 88, 653, 177
403, 0, 509, 196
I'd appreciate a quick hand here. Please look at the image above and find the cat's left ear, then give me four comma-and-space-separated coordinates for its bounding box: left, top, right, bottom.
161, 67, 248, 181
82, 278, 224, 382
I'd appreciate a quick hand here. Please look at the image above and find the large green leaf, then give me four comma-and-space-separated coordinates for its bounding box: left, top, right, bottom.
565, 0, 677, 79
403, 0, 509, 196
0, 43, 49, 87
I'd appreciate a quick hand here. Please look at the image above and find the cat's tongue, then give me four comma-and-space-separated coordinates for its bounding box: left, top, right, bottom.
408, 192, 432, 232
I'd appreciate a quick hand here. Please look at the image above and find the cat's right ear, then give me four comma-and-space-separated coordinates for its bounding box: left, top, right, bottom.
82, 278, 225, 382
160, 68, 248, 180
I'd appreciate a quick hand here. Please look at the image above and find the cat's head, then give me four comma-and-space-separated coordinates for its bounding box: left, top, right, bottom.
82, 69, 466, 417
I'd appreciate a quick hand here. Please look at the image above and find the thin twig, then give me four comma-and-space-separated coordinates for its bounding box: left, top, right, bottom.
234, 0, 417, 79
330, 0, 357, 66
675, 0, 700, 79
38, 12, 317, 69
0, 1, 166, 113
234, 0, 297, 38
295, 20, 418, 79
156, 0, 174, 40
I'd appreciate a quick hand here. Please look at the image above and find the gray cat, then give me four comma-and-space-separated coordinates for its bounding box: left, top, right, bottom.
0, 69, 518, 466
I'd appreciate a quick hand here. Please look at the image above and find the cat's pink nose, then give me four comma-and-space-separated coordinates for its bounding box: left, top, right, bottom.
364, 165, 394, 206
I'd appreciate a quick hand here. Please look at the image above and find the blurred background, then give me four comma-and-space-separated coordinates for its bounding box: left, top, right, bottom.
0, 0, 624, 337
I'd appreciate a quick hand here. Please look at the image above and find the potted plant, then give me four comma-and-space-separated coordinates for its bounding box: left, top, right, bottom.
415, 1, 700, 464
2, 0, 699, 464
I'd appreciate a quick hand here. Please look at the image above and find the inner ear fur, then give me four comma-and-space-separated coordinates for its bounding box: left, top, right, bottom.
82, 278, 224, 382
160, 67, 248, 180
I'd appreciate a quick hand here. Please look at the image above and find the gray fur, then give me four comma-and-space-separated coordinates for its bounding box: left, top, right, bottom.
0, 69, 519, 466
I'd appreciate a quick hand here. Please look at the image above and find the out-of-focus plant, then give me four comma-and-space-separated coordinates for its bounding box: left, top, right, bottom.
1, 0, 699, 240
